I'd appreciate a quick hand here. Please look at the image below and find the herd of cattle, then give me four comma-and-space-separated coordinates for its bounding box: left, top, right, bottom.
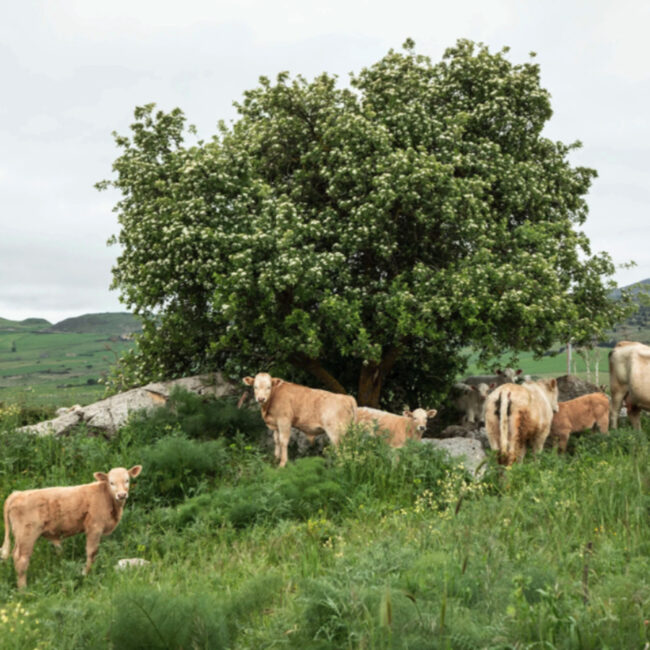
1, 340, 648, 589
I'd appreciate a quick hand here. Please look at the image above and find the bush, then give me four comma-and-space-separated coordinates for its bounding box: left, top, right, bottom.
137, 436, 231, 504
120, 388, 266, 447
108, 575, 282, 649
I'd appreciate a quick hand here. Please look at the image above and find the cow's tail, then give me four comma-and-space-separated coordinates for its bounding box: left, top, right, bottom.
1, 495, 12, 561
499, 391, 511, 461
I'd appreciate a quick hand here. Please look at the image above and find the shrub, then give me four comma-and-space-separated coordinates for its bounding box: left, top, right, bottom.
137, 436, 230, 504
120, 388, 266, 447
108, 575, 282, 649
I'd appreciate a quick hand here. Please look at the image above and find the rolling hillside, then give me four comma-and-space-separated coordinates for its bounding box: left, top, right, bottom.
0, 312, 140, 407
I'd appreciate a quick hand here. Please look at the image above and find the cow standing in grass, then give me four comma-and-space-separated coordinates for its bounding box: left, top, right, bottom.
609, 340, 650, 430
549, 393, 610, 451
357, 407, 438, 447
484, 379, 559, 465
243, 373, 357, 467
1, 466, 142, 589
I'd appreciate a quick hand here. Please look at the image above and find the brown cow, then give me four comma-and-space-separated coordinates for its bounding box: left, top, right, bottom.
1, 465, 142, 589
609, 340, 650, 430
549, 393, 609, 451
484, 378, 559, 465
243, 373, 357, 467
357, 407, 438, 447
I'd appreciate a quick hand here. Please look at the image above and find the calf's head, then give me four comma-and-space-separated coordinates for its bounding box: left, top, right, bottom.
94, 465, 142, 503
402, 408, 438, 439
243, 372, 282, 405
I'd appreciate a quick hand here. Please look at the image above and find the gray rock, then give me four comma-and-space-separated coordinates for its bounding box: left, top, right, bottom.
422, 437, 487, 477
114, 558, 151, 571
556, 375, 604, 402
19, 372, 238, 437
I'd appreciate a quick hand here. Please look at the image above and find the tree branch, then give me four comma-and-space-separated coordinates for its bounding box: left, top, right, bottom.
289, 353, 347, 394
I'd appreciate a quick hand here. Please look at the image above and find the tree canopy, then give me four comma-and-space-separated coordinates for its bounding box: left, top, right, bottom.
99, 39, 627, 407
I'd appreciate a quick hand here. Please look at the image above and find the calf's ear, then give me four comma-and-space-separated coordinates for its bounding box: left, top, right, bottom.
427, 409, 438, 418
402, 410, 413, 418
94, 472, 108, 482
128, 465, 143, 478
242, 376, 254, 386
271, 378, 283, 387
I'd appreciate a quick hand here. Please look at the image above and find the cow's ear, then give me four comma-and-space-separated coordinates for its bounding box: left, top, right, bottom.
128, 465, 142, 478
94, 472, 108, 483
496, 369, 503, 375
489, 382, 496, 389
402, 410, 413, 418
470, 385, 478, 392
242, 376, 254, 386
427, 409, 438, 418
548, 378, 557, 389
516, 369, 523, 375
271, 378, 283, 388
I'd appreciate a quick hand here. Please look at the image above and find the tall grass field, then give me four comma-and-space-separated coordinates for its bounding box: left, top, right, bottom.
0, 388, 647, 649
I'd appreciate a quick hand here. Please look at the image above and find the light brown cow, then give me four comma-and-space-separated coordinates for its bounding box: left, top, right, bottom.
549, 393, 610, 451
609, 340, 650, 430
357, 407, 438, 447
243, 373, 357, 467
1, 465, 142, 589
484, 378, 559, 465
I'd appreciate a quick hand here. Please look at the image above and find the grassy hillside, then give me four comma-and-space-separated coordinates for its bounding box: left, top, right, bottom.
0, 391, 646, 648
0, 328, 135, 409
0, 317, 51, 332
49, 312, 142, 336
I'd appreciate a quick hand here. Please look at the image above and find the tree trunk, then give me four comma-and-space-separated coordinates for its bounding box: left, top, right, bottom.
289, 353, 347, 394
356, 346, 402, 407
357, 363, 383, 407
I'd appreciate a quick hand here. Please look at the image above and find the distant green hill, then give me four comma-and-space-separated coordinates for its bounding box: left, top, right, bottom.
0, 317, 52, 332
48, 312, 142, 336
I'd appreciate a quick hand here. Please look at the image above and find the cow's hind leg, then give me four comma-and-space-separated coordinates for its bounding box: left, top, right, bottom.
610, 388, 626, 430
628, 404, 643, 431
13, 532, 39, 590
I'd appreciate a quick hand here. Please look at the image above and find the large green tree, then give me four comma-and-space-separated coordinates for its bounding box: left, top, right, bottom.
100, 39, 626, 407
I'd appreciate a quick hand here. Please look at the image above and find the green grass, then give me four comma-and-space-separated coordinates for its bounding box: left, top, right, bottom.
0, 331, 134, 408
466, 346, 612, 387
0, 393, 647, 648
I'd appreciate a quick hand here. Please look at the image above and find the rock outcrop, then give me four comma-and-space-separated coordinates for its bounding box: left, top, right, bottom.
19, 373, 238, 437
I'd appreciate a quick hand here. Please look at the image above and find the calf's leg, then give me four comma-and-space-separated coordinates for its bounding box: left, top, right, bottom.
13, 533, 39, 590
83, 529, 103, 576
276, 419, 292, 468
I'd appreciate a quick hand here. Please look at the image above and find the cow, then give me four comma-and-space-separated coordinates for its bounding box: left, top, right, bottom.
242, 373, 357, 467
462, 367, 522, 388
549, 393, 610, 451
484, 378, 559, 465
1, 465, 142, 589
357, 407, 438, 447
452, 382, 494, 425
609, 340, 650, 430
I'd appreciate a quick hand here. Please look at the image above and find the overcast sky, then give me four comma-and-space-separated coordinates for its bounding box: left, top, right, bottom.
1, 0, 649, 323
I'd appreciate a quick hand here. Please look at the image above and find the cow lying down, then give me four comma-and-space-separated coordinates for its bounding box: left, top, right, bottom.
357, 407, 438, 447
1, 465, 142, 589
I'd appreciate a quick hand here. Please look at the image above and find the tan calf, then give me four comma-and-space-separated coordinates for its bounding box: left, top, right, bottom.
243, 373, 357, 467
549, 393, 610, 451
485, 379, 559, 465
1, 465, 142, 589
357, 407, 438, 447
